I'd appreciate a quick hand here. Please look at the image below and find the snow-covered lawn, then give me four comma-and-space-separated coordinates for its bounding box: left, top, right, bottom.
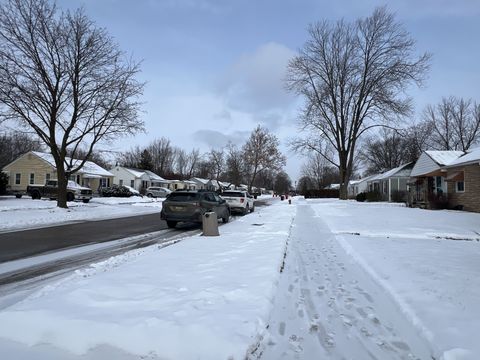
0, 196, 164, 232
0, 198, 479, 359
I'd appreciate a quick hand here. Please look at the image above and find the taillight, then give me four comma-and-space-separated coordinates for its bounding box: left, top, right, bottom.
240, 198, 244, 203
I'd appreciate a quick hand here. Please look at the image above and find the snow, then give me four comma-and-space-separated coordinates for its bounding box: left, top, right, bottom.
0, 198, 479, 359
447, 147, 480, 167
32, 151, 113, 177
0, 196, 163, 232
425, 150, 464, 165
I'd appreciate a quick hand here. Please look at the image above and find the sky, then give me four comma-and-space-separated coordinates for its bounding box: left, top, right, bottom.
55, 0, 480, 182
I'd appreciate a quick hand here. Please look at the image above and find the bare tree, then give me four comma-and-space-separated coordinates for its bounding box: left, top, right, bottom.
224, 143, 244, 186
0, 131, 44, 169
207, 148, 225, 180
0, 0, 144, 208
300, 152, 339, 189
425, 96, 480, 151
185, 149, 201, 179
242, 125, 286, 192
286, 7, 430, 199
147, 138, 176, 177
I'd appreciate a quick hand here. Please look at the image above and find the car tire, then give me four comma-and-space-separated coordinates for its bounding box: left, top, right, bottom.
147, 193, 153, 198
167, 221, 177, 228
67, 192, 74, 202
250, 205, 255, 213
243, 204, 249, 215
31, 191, 40, 200
83, 199, 90, 203
15, 194, 22, 199
222, 211, 230, 223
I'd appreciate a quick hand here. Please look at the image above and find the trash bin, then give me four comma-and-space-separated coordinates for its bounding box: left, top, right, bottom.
280, 195, 285, 201
202, 211, 219, 236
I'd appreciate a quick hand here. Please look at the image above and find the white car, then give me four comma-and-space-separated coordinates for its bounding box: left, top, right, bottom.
221, 190, 255, 215
145, 186, 171, 198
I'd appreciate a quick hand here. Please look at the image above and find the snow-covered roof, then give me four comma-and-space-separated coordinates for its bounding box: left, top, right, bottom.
143, 170, 165, 181
425, 151, 464, 166
446, 148, 480, 167
377, 162, 414, 180
32, 151, 113, 177
124, 168, 146, 178
190, 177, 210, 185
349, 174, 376, 185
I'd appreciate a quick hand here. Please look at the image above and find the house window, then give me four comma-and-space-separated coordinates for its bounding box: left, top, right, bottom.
119, 179, 123, 186
130, 180, 134, 187
15, 173, 21, 185
46, 173, 51, 181
100, 178, 107, 188
29, 173, 35, 184
456, 181, 465, 193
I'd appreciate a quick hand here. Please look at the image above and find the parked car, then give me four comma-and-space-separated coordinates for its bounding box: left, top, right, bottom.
27, 180, 93, 203
221, 190, 255, 215
145, 186, 171, 198
160, 190, 230, 228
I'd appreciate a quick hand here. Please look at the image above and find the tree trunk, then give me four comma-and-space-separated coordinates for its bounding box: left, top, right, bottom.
55, 161, 68, 209
338, 152, 350, 200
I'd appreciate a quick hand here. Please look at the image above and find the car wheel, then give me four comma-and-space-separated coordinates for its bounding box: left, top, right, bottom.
250, 205, 255, 213
167, 221, 177, 228
222, 211, 230, 223
32, 191, 40, 200
83, 199, 90, 203
15, 194, 22, 199
147, 193, 153, 198
243, 204, 249, 215
67, 192, 74, 202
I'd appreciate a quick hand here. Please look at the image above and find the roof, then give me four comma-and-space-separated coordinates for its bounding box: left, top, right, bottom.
32, 151, 113, 177
190, 177, 210, 185
425, 151, 464, 166
446, 148, 480, 167
123, 167, 146, 178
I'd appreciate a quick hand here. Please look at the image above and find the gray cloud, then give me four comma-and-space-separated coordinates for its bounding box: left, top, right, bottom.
192, 129, 251, 149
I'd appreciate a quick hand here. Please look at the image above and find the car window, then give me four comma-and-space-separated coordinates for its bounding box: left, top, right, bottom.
204, 193, 216, 202
222, 191, 244, 197
213, 194, 222, 202
167, 193, 200, 202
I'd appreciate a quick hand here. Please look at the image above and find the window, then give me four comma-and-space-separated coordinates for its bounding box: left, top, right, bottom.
46, 173, 51, 181
15, 173, 21, 185
456, 181, 465, 193
119, 179, 123, 186
100, 178, 107, 187
29, 173, 35, 184
130, 180, 134, 187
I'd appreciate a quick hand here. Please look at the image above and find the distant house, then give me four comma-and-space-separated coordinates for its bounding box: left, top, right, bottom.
443, 148, 480, 213
408, 150, 464, 208
168, 179, 196, 191
2, 151, 113, 192
366, 162, 414, 202
110, 166, 169, 192
348, 175, 375, 198
190, 177, 210, 190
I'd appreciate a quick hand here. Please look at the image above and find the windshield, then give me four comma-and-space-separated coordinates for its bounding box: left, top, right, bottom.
167, 193, 200, 202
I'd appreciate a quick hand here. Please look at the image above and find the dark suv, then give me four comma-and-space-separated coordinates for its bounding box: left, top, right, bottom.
160, 190, 230, 228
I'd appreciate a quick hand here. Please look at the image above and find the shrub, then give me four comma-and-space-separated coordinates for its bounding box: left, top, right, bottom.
356, 192, 367, 202
391, 190, 407, 203
101, 184, 135, 197
366, 191, 382, 202
428, 193, 448, 210
0, 172, 8, 195
303, 189, 340, 199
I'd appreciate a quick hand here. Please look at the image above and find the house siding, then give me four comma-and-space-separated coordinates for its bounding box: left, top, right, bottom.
3, 153, 56, 191
447, 165, 480, 213
410, 153, 438, 177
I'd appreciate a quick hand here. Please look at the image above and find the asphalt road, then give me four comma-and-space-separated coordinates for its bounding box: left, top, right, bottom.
0, 212, 173, 263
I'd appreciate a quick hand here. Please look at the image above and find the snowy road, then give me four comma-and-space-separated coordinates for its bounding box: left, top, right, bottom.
256, 202, 434, 360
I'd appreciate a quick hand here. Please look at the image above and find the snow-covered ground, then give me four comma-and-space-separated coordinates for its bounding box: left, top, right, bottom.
0, 196, 164, 232
0, 198, 479, 360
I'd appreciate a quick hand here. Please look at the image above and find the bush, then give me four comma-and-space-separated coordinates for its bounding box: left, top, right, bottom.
366, 191, 382, 202
303, 189, 340, 199
428, 193, 448, 210
0, 172, 8, 195
356, 192, 367, 202
391, 190, 407, 203
101, 184, 135, 197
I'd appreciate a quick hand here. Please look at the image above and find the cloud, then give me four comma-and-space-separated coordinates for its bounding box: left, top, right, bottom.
217, 42, 297, 114
192, 129, 250, 149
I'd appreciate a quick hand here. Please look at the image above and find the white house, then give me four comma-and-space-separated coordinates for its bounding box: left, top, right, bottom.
366, 162, 414, 202
110, 166, 169, 192
348, 175, 375, 198
189, 177, 210, 190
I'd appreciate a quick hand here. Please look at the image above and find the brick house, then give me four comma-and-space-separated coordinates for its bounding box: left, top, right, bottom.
444, 148, 480, 213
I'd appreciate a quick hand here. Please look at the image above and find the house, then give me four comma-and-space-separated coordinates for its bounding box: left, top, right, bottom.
443, 148, 480, 213
2, 151, 114, 193
366, 162, 414, 202
348, 175, 375, 198
110, 166, 169, 192
189, 177, 210, 190
168, 179, 196, 191
408, 150, 464, 208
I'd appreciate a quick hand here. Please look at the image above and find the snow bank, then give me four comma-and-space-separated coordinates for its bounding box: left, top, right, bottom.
311, 199, 480, 360
0, 199, 296, 359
